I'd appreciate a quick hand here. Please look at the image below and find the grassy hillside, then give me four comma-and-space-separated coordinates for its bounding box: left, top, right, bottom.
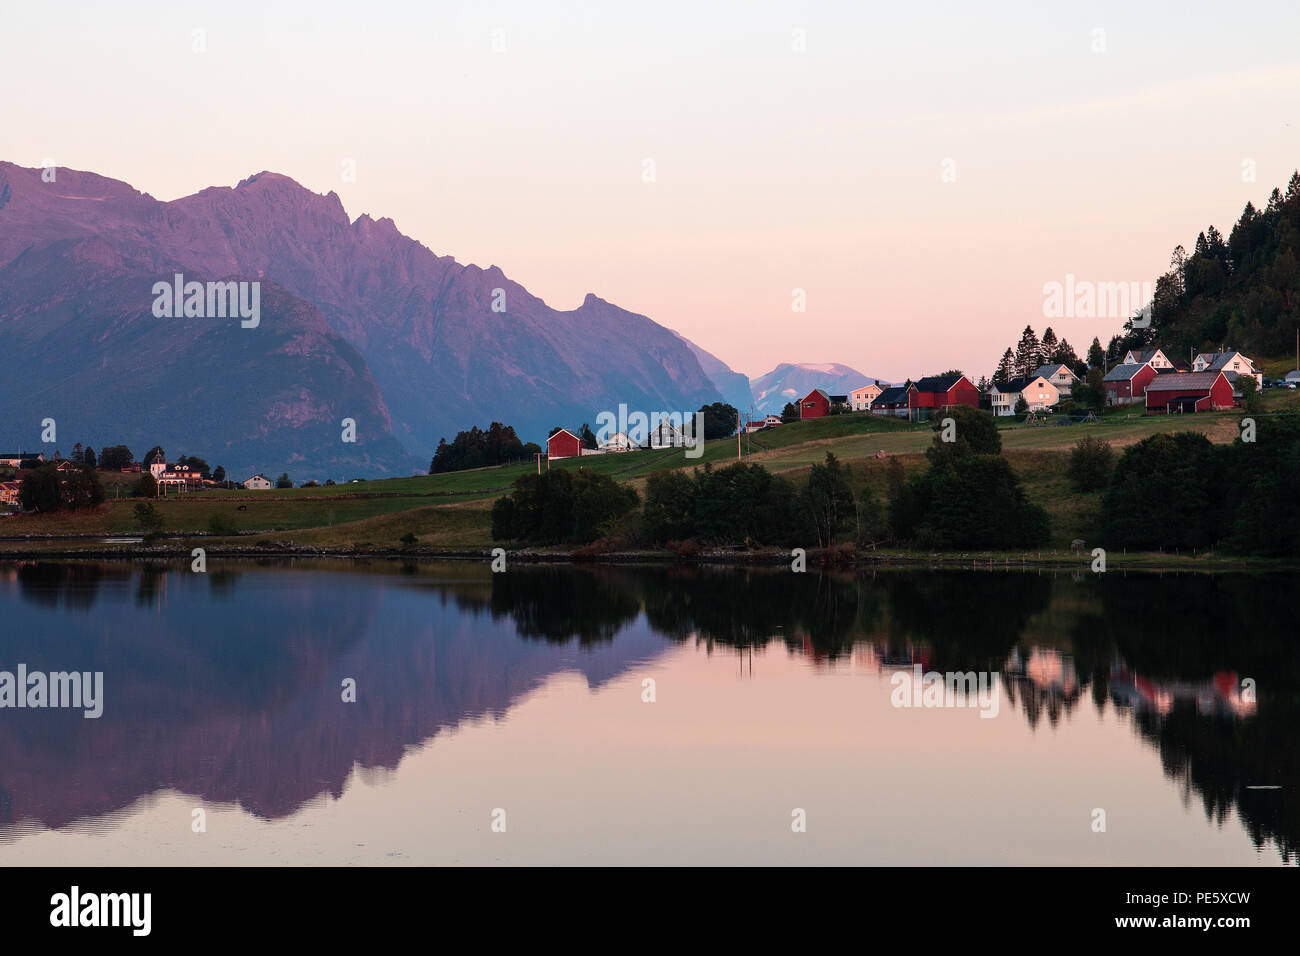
4, 393, 1298, 554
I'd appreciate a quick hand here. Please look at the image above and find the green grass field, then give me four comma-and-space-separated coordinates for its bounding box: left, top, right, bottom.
5, 386, 1298, 554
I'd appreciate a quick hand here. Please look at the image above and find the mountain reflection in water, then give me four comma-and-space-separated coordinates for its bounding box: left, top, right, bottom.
0, 560, 1293, 864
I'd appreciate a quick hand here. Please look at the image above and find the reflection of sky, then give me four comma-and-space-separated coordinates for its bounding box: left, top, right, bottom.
0, 563, 1290, 865
0, 639, 1283, 866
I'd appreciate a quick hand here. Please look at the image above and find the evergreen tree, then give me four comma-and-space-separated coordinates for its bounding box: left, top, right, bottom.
1039, 327, 1058, 367
1013, 326, 1041, 377
993, 348, 1016, 385
1087, 337, 1105, 369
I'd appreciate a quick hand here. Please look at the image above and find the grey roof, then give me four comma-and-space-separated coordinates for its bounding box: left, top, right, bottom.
1145, 371, 1225, 392
874, 385, 910, 404
1104, 363, 1149, 382
993, 376, 1043, 393
1033, 363, 1075, 379
1201, 352, 1250, 371
913, 374, 966, 392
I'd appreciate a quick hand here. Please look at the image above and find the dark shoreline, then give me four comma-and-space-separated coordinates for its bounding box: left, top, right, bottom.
0, 543, 1293, 573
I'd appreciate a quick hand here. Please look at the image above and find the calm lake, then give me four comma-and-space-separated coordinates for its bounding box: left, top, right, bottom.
0, 559, 1293, 866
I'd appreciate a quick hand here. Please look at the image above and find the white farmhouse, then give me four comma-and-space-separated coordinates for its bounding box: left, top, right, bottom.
989, 375, 1060, 417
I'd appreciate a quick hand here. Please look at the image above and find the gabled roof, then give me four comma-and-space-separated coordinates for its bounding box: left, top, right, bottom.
547, 428, 580, 442
911, 374, 966, 392
803, 388, 832, 402
874, 385, 910, 404
1104, 363, 1150, 382
1145, 371, 1225, 392
829, 394, 848, 403
994, 375, 1048, 394
243, 473, 269, 482
1033, 363, 1076, 380
1198, 352, 1251, 371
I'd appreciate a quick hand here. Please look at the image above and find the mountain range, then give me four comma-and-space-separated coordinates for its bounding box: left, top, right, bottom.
0, 164, 729, 477
0, 163, 883, 476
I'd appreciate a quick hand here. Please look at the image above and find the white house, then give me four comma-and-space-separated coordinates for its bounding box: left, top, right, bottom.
1033, 363, 1078, 397
849, 382, 884, 411
650, 419, 685, 449
1192, 350, 1262, 387
243, 473, 273, 490
744, 415, 784, 433
1121, 348, 1177, 370
989, 375, 1060, 416
599, 431, 637, 453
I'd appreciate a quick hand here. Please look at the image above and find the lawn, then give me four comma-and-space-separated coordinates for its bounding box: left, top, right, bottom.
3, 401, 1284, 552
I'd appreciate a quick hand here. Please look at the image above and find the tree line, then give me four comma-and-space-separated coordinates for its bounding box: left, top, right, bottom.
491, 406, 1049, 551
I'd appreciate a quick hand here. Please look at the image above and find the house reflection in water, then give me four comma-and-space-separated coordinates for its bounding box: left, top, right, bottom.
1109, 665, 1257, 719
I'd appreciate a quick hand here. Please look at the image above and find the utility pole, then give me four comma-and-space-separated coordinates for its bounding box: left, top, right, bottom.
736, 411, 742, 461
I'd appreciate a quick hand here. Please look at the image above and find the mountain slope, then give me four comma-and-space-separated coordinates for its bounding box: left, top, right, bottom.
0, 163, 724, 473
0, 234, 414, 478
672, 332, 754, 413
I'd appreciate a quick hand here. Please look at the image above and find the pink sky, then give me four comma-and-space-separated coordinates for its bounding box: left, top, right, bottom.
5, 1, 1299, 381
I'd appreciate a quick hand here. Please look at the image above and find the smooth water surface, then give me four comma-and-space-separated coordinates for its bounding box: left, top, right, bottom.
0, 560, 1293, 865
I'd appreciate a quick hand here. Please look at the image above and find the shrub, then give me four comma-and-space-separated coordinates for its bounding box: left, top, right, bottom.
133, 502, 164, 540
208, 514, 238, 536
891, 454, 1050, 549
1068, 436, 1114, 492
492, 468, 638, 544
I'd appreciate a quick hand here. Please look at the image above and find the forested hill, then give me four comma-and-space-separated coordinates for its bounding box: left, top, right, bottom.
1123, 171, 1300, 362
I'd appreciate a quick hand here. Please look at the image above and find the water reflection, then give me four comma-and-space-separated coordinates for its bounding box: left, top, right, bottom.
0, 560, 1293, 863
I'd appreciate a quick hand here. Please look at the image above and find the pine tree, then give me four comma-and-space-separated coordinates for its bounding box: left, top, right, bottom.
1087, 337, 1105, 369
1039, 328, 1059, 367
993, 348, 1016, 385
1013, 326, 1041, 378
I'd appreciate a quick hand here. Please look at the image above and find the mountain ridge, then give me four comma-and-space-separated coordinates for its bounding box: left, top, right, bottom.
0, 162, 726, 476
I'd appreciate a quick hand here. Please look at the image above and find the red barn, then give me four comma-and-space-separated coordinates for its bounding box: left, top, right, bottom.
1144, 371, 1234, 413
547, 428, 583, 460
799, 389, 832, 420
1103, 363, 1157, 405
907, 374, 979, 420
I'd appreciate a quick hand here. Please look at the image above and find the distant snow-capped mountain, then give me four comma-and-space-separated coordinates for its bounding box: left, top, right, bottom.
750, 363, 890, 415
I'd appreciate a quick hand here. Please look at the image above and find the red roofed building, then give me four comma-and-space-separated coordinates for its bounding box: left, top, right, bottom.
1103, 362, 1158, 406
799, 389, 832, 420
907, 374, 979, 421
547, 428, 583, 460
1144, 370, 1234, 413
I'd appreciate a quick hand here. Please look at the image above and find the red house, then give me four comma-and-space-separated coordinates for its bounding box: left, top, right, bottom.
799, 389, 832, 420
1103, 363, 1158, 406
547, 428, 583, 460
907, 374, 979, 420
1144, 371, 1234, 413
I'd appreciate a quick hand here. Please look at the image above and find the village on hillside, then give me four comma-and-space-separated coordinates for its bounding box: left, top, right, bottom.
544, 345, 1299, 462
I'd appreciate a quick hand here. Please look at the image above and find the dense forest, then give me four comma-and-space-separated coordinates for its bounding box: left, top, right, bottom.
1112, 170, 1300, 362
